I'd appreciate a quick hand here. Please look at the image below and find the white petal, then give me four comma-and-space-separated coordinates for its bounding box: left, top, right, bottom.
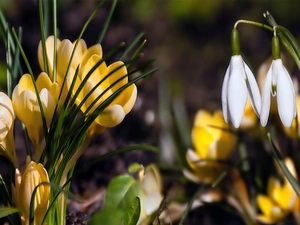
243, 60, 261, 116
227, 56, 248, 128
260, 63, 273, 127
221, 61, 231, 123
276, 63, 296, 127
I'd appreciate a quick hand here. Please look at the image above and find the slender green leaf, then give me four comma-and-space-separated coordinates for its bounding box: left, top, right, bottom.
0, 207, 18, 219
119, 32, 144, 61
178, 186, 206, 225
0, 175, 12, 205
38, 0, 49, 75
97, 0, 117, 44
276, 25, 300, 69
268, 133, 300, 196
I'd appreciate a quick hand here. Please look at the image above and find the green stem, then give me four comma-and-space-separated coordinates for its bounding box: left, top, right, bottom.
234, 20, 273, 32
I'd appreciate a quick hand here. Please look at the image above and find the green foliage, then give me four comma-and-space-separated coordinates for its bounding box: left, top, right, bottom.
268, 133, 300, 196
0, 207, 18, 219
88, 174, 142, 225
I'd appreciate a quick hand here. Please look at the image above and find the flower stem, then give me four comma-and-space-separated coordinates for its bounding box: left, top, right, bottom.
234, 20, 273, 32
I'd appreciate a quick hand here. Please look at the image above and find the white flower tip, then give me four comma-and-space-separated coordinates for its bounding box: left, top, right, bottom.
231, 117, 241, 129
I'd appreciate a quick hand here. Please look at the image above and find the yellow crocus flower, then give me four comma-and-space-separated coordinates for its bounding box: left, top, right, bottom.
12, 72, 59, 159
0, 92, 17, 166
39, 36, 137, 133
183, 109, 237, 183
256, 158, 297, 224
66, 44, 137, 131
12, 161, 50, 225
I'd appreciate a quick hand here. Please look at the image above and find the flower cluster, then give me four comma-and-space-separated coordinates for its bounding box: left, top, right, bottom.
222, 29, 296, 128
0, 34, 138, 224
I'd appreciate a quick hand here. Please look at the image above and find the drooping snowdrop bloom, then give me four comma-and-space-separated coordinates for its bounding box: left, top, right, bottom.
221, 29, 261, 128
260, 36, 296, 127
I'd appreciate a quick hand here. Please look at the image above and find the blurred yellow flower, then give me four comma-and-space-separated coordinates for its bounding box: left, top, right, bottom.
183, 109, 237, 183
12, 161, 50, 225
12, 73, 59, 159
0, 92, 17, 166
240, 99, 257, 130
256, 158, 297, 224
283, 91, 300, 139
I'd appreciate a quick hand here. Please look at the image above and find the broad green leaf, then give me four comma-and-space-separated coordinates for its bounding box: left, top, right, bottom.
268, 133, 300, 196
105, 174, 136, 208
88, 207, 124, 225
119, 179, 142, 209
88, 174, 142, 225
0, 207, 18, 218
124, 197, 141, 225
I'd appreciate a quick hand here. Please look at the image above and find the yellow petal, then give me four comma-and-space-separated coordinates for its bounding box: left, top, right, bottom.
192, 126, 214, 159
81, 44, 102, 66
36, 72, 59, 99
18, 74, 35, 93
107, 61, 128, 92
39, 88, 56, 127
96, 105, 125, 127
0, 92, 14, 140
186, 149, 227, 184
80, 54, 109, 87
110, 84, 137, 114
37, 35, 61, 77
72, 38, 87, 58
257, 194, 274, 218
57, 39, 82, 78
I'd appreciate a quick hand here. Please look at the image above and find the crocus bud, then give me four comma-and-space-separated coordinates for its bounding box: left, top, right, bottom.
12, 161, 50, 225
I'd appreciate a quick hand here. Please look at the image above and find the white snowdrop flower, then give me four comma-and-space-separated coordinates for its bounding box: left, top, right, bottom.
260, 58, 296, 127
221, 29, 261, 129
260, 35, 296, 128
222, 55, 261, 128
